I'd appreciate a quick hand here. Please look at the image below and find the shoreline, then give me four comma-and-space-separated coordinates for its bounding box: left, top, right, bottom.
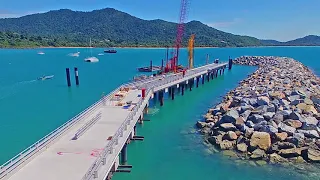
197, 56, 320, 167
1, 46, 320, 50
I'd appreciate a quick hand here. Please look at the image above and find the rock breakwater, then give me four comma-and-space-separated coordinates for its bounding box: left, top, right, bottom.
197, 56, 320, 164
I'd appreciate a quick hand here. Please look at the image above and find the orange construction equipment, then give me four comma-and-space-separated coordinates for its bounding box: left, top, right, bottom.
188, 34, 195, 69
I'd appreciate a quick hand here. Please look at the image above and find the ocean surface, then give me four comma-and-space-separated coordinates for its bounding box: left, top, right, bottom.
0, 47, 319, 180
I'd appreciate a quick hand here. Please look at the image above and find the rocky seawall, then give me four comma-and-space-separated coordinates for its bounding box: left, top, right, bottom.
197, 56, 320, 165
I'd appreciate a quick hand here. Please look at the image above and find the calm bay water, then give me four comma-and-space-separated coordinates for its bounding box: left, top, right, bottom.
0, 47, 319, 180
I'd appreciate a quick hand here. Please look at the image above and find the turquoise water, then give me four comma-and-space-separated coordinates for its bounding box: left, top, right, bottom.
0, 47, 319, 179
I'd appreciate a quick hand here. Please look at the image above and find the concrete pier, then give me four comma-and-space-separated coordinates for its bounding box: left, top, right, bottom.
0, 62, 228, 180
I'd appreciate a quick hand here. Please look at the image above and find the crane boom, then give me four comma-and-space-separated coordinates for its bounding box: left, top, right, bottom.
174, 0, 189, 72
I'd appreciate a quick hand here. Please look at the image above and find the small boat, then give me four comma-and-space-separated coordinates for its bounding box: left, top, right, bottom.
84, 38, 99, 62
137, 66, 162, 72
38, 51, 45, 55
84, 57, 99, 63
104, 49, 117, 53
98, 53, 104, 56
69, 52, 80, 57
38, 75, 54, 81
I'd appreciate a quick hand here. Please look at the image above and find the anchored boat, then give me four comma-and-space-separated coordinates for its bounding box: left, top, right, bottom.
104, 49, 117, 53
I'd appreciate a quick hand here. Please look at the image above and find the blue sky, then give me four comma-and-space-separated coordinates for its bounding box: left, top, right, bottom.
0, 0, 319, 41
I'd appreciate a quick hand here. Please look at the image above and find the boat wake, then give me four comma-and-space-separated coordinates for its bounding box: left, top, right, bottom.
0, 79, 37, 101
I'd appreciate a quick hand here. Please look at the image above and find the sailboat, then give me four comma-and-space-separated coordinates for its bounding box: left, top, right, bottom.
84, 38, 99, 63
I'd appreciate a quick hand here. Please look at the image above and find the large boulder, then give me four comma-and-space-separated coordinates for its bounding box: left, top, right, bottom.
269, 153, 288, 164
219, 140, 236, 150
305, 116, 319, 126
241, 110, 252, 121
278, 122, 296, 135
258, 125, 278, 134
220, 123, 237, 132
240, 105, 254, 113
235, 117, 245, 128
291, 89, 307, 99
275, 132, 288, 141
276, 142, 296, 150
263, 112, 275, 121
284, 119, 303, 128
297, 129, 320, 138
220, 109, 239, 124
249, 114, 265, 124
236, 143, 248, 153
257, 96, 270, 106
289, 112, 304, 122
224, 131, 238, 140
250, 149, 267, 160
307, 149, 320, 162
269, 91, 286, 100
196, 121, 207, 128
250, 132, 272, 151
208, 135, 223, 145
278, 148, 305, 158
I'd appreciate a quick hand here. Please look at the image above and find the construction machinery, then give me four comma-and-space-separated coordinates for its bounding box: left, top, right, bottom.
164, 0, 189, 73
188, 34, 195, 69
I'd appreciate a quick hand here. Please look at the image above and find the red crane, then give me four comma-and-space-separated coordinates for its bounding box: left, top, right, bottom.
165, 0, 189, 73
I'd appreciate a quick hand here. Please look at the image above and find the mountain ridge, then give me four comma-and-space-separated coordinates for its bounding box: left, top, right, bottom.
0, 8, 262, 48
260, 35, 320, 46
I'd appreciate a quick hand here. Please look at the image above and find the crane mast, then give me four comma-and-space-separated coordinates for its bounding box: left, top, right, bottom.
174, 0, 188, 72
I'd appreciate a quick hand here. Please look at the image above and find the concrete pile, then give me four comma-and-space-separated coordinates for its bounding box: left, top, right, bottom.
197, 56, 320, 164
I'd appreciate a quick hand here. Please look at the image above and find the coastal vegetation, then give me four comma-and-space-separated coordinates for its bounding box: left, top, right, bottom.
0, 8, 262, 48
0, 8, 319, 48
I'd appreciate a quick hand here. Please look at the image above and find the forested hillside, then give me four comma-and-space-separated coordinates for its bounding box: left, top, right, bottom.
0, 8, 262, 48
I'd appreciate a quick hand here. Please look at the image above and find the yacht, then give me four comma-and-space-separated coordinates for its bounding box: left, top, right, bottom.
84, 38, 99, 63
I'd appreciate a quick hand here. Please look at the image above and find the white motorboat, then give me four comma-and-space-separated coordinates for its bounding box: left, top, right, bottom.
84, 57, 99, 63
38, 75, 54, 81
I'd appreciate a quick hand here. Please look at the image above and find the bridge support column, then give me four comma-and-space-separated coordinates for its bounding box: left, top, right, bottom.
211, 71, 214, 79
196, 77, 199, 88
223, 67, 225, 74
228, 57, 233, 70
171, 86, 175, 100
168, 87, 172, 97
177, 84, 180, 93
138, 116, 143, 124
215, 70, 218, 78
66, 68, 71, 87
202, 75, 205, 85
74, 67, 80, 85
143, 105, 148, 114
153, 92, 157, 103
181, 83, 185, 96
159, 90, 164, 106
207, 73, 210, 82
189, 79, 192, 91
220, 69, 222, 75
121, 144, 128, 165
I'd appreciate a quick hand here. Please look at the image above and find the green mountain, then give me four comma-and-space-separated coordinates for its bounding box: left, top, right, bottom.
261, 35, 320, 46
0, 8, 262, 48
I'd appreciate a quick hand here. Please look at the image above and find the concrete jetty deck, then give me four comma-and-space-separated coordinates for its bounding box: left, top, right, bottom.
0, 62, 229, 180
